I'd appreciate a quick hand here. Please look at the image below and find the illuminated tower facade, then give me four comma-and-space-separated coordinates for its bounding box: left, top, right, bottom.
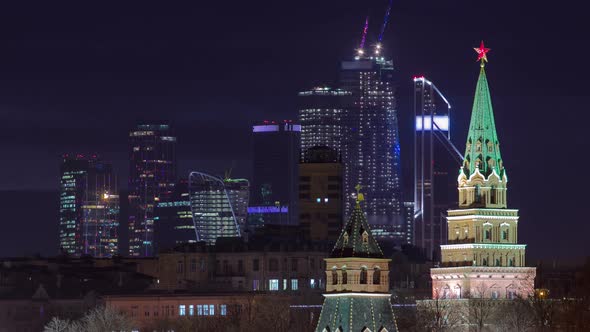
128, 124, 177, 257
188, 171, 241, 245
59, 154, 119, 257
340, 45, 404, 244
430, 44, 536, 299
250, 120, 300, 226
413, 76, 456, 260
298, 86, 351, 159
315, 188, 398, 332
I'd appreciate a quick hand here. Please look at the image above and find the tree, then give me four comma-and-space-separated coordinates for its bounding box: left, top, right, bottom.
416, 288, 463, 331
496, 297, 534, 332
465, 282, 496, 332
43, 305, 134, 332
43, 317, 71, 332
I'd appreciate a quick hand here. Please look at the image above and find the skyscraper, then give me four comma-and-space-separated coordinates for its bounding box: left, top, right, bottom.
413, 76, 457, 260
128, 124, 177, 257
430, 44, 536, 299
298, 86, 351, 159
250, 120, 300, 226
299, 147, 343, 241
59, 154, 118, 257
340, 45, 404, 244
223, 177, 250, 235
188, 171, 241, 245
154, 179, 194, 252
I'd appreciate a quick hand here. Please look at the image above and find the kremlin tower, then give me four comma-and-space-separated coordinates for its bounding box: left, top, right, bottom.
429, 42, 536, 299
315, 186, 398, 332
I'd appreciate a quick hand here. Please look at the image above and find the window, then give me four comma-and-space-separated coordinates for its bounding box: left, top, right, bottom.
220, 304, 227, 316
332, 270, 338, 285
252, 279, 260, 291
223, 260, 229, 273
507, 289, 517, 299
496, 258, 501, 266
342, 270, 348, 284
189, 305, 194, 316
291, 258, 298, 272
362, 231, 369, 244
179, 305, 186, 316
509, 258, 515, 267
176, 261, 184, 274
310, 279, 316, 288
491, 290, 499, 299
209, 304, 215, 316
291, 279, 298, 290
491, 187, 497, 204
190, 259, 197, 272
283, 279, 288, 290
269, 259, 279, 271
502, 229, 509, 241
203, 304, 209, 316
482, 257, 488, 266
253, 259, 260, 271
197, 305, 203, 316
360, 268, 367, 284
373, 268, 381, 285
484, 228, 491, 240
200, 258, 206, 272
269, 279, 279, 291
453, 286, 462, 298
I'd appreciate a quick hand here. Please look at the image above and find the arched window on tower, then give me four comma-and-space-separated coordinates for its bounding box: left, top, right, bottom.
484, 228, 491, 241
475, 185, 481, 204
373, 267, 381, 285
360, 268, 367, 284
342, 269, 347, 285
331, 269, 338, 285
502, 228, 509, 241
491, 186, 497, 204
509, 257, 515, 267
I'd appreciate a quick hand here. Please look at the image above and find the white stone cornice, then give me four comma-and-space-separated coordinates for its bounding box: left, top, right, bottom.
446, 215, 519, 221
323, 292, 392, 298
441, 244, 526, 250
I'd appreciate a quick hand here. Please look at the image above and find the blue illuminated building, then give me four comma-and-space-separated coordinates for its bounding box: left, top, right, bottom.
250, 120, 300, 228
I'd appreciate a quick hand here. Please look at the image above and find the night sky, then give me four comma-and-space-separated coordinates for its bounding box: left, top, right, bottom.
0, 1, 588, 261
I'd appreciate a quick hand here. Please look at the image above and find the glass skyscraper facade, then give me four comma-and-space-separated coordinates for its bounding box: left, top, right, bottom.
340, 50, 404, 244
188, 172, 241, 245
250, 120, 300, 227
59, 154, 118, 257
154, 179, 194, 252
223, 178, 250, 235
298, 87, 351, 159
128, 124, 177, 257
413, 76, 454, 259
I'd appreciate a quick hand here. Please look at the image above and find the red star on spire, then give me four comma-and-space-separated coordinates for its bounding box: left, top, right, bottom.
474, 40, 491, 63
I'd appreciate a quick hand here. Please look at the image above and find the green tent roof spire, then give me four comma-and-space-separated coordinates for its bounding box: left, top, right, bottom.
462, 64, 504, 178
330, 189, 384, 258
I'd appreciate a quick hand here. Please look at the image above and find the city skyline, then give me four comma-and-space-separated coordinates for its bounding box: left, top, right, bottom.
0, 1, 588, 263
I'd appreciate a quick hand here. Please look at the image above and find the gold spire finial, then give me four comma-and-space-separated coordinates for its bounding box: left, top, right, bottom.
355, 184, 364, 204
